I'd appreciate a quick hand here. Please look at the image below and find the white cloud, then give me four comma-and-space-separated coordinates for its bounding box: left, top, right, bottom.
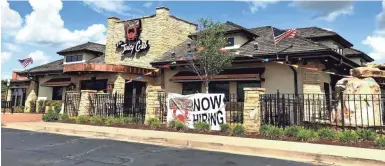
247, 0, 279, 14
363, 1, 385, 63
1, 52, 12, 64
4, 43, 21, 52
291, 1, 354, 21
15, 0, 106, 47
1, 0, 23, 35
27, 50, 50, 65
83, 0, 143, 17
143, 2, 153, 8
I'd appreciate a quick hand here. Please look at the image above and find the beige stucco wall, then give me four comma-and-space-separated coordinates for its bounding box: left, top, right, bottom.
162, 60, 331, 95
224, 33, 249, 50
104, 8, 197, 69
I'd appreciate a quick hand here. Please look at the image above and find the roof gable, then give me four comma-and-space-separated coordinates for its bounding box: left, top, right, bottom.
57, 42, 105, 55
296, 27, 353, 47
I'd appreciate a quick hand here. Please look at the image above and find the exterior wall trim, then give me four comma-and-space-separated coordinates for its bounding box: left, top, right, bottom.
63, 63, 156, 76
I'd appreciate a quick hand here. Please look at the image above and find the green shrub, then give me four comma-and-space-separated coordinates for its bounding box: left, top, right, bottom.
295, 129, 318, 142
194, 121, 211, 132
90, 116, 104, 125
54, 103, 61, 114
284, 126, 302, 137
121, 117, 136, 124
42, 108, 59, 122
356, 128, 377, 141
318, 128, 337, 140
59, 114, 69, 121
175, 121, 186, 131
376, 137, 385, 148
232, 124, 246, 136
37, 100, 45, 113
220, 123, 231, 133
104, 117, 118, 126
267, 126, 284, 139
168, 120, 177, 128
147, 118, 161, 128
260, 124, 273, 136
76, 115, 89, 124
338, 130, 359, 143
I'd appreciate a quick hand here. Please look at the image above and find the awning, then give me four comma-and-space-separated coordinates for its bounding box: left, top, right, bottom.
41, 78, 72, 87
169, 68, 265, 82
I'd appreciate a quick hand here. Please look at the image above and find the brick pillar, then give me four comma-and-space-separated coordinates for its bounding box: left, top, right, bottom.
145, 85, 163, 124
24, 81, 38, 113
78, 90, 97, 116
243, 87, 265, 133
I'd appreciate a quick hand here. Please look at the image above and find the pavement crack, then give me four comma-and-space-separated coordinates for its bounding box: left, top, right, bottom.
65, 145, 106, 159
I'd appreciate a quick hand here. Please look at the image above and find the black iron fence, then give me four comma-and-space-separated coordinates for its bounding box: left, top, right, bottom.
88, 93, 146, 123
260, 91, 385, 132
1, 101, 12, 113
63, 92, 81, 116
156, 93, 244, 125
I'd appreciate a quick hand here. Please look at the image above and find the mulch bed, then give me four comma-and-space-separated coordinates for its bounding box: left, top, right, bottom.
57, 120, 384, 150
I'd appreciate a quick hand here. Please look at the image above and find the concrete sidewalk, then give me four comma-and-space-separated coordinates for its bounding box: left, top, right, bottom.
3, 122, 385, 166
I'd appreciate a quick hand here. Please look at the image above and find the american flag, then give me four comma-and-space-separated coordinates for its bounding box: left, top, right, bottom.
18, 57, 33, 68
273, 28, 296, 44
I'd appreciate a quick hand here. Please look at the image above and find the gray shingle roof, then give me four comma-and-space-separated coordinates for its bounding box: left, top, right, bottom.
152, 26, 333, 64
18, 55, 106, 75
344, 47, 374, 62
57, 42, 105, 55
190, 21, 258, 38
296, 27, 353, 47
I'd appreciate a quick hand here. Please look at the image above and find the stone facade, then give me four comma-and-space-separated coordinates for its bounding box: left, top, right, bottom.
24, 81, 38, 113
104, 7, 197, 68
78, 90, 97, 116
243, 87, 265, 133
301, 61, 331, 94
144, 86, 163, 123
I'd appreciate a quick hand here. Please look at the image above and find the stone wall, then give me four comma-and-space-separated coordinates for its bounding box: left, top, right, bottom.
78, 90, 97, 116
301, 61, 331, 94
24, 81, 38, 113
243, 88, 265, 133
104, 7, 197, 68
144, 86, 163, 123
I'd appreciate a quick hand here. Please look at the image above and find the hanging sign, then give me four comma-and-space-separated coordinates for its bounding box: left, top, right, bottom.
116, 19, 150, 56
167, 93, 226, 130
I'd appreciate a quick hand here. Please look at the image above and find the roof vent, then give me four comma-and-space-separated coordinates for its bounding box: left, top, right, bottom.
253, 42, 259, 50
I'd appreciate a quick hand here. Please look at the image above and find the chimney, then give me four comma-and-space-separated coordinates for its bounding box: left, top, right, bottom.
156, 6, 170, 16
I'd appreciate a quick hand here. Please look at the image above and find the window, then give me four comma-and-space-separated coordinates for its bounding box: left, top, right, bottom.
66, 55, 83, 63
52, 87, 63, 100
80, 79, 108, 93
182, 82, 201, 95
209, 82, 229, 99
10, 88, 26, 107
237, 81, 261, 102
226, 37, 235, 47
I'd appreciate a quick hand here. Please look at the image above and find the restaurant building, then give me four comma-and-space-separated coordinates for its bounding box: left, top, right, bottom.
10, 7, 373, 112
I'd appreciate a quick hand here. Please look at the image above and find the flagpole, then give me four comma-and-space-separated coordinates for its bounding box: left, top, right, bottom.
271, 26, 279, 60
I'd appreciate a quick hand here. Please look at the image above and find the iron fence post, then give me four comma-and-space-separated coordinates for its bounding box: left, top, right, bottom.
339, 91, 345, 130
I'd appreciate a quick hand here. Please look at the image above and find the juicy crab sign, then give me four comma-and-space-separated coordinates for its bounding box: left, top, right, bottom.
116, 19, 150, 56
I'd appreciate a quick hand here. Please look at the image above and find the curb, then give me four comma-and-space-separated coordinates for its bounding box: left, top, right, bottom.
3, 124, 385, 166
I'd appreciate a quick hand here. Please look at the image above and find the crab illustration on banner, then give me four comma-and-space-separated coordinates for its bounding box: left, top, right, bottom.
167, 93, 226, 130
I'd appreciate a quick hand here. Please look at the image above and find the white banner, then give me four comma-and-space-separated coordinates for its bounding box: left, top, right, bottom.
167, 93, 226, 130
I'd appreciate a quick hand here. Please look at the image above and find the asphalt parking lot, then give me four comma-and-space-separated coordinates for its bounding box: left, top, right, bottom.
2, 128, 312, 166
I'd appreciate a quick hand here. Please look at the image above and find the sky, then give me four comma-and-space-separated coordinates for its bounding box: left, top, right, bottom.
1, 0, 385, 79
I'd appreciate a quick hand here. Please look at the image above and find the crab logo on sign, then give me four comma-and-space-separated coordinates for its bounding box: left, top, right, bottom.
116, 19, 150, 56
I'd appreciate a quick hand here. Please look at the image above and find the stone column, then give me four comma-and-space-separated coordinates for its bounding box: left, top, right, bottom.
78, 90, 97, 116
145, 85, 163, 124
6, 88, 12, 101
113, 74, 125, 94
24, 81, 38, 113
243, 87, 265, 133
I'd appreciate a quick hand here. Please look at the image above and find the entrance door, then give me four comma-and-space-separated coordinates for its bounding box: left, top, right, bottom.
124, 81, 146, 121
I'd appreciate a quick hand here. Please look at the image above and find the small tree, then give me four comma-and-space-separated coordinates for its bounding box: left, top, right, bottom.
185, 18, 234, 93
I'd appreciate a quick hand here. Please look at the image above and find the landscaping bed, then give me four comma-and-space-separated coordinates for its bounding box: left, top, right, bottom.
43, 112, 385, 150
